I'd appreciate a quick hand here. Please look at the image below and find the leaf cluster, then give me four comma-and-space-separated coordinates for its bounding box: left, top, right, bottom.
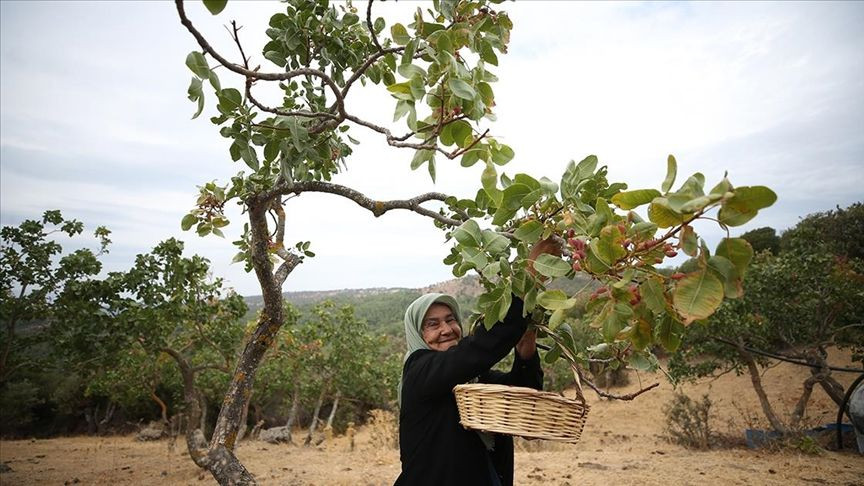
442, 154, 776, 376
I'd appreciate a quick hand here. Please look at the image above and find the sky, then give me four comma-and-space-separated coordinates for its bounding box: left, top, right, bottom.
1, 1, 862, 296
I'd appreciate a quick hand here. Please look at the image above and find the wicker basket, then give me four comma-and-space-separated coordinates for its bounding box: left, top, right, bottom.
453, 367, 589, 443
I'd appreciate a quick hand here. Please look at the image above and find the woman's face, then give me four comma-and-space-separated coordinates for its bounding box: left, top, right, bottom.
421, 303, 462, 352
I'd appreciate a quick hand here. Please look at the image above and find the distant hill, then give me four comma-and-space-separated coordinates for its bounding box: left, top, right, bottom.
242, 273, 598, 336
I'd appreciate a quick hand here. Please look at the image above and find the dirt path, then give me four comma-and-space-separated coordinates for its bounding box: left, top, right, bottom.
2, 351, 862, 485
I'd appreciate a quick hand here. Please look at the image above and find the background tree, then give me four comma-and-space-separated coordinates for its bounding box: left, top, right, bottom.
0, 210, 110, 433
117, 238, 247, 458
669, 203, 864, 434
740, 226, 780, 255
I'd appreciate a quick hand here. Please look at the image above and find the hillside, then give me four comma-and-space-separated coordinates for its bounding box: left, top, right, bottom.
241, 274, 599, 335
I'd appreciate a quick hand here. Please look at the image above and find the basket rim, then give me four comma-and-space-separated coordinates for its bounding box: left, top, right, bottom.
453, 382, 590, 409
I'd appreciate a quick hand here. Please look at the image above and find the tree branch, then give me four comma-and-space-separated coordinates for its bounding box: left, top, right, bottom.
366, 0, 383, 52
175, 0, 345, 111
713, 336, 862, 373
256, 180, 464, 227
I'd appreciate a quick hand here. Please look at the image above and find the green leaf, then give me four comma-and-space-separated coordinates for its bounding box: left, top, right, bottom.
181, 214, 197, 231
629, 318, 653, 351
202, 0, 227, 15
537, 290, 577, 311
662, 154, 677, 193
479, 287, 511, 329
513, 220, 543, 243
481, 162, 503, 207
238, 142, 259, 171
718, 186, 777, 226
532, 254, 571, 278
374, 17, 385, 34
641, 277, 666, 314
678, 195, 713, 213
501, 183, 531, 211
592, 224, 627, 266
449, 120, 472, 148
549, 308, 566, 330
391, 23, 410, 45
576, 155, 598, 179
648, 198, 685, 228
539, 177, 558, 195
491, 144, 514, 165
706, 255, 742, 299
410, 149, 433, 170
715, 238, 753, 277
460, 247, 489, 269
709, 177, 732, 196
672, 269, 724, 324
680, 225, 698, 256
185, 52, 210, 78
611, 189, 661, 210
448, 78, 476, 100
343, 12, 359, 25
544, 343, 562, 363
187, 77, 204, 119
452, 220, 482, 248
217, 88, 243, 112
655, 315, 683, 352
481, 230, 510, 256
491, 206, 518, 227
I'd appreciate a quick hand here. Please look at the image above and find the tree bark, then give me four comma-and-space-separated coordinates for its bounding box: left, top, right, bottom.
150, 388, 169, 425
199, 390, 208, 436
737, 343, 788, 434
84, 406, 96, 435
304, 385, 327, 446
284, 384, 302, 443
790, 374, 822, 428
97, 401, 116, 435
237, 386, 252, 442
325, 391, 341, 430
197, 202, 288, 485
161, 348, 209, 468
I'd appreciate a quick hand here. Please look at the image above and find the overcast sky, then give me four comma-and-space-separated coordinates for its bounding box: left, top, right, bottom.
2, 1, 862, 296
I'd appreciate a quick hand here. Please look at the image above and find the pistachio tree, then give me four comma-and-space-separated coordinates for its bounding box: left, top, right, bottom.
443, 155, 777, 398
176, 1, 773, 483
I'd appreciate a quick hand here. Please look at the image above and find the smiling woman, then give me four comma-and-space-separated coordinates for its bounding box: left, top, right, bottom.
395, 241, 559, 486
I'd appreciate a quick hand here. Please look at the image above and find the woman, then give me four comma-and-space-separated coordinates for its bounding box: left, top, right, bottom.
395, 240, 555, 486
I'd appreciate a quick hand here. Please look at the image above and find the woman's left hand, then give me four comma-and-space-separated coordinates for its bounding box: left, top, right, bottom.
515, 328, 537, 359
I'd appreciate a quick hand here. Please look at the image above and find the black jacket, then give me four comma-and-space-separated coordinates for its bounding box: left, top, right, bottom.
395, 298, 543, 486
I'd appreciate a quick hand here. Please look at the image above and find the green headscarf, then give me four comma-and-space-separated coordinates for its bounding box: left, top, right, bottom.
403, 293, 463, 359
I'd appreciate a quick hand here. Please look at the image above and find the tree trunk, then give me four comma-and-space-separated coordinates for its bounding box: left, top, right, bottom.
237, 386, 252, 442
97, 401, 116, 435
737, 343, 788, 434
284, 385, 302, 444
304, 385, 327, 446
161, 348, 209, 468
195, 202, 291, 485
199, 390, 208, 436
150, 388, 169, 425
325, 391, 341, 430
791, 374, 823, 428
84, 406, 97, 435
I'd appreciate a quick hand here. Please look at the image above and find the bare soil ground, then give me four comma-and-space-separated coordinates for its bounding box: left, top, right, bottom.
2, 350, 862, 485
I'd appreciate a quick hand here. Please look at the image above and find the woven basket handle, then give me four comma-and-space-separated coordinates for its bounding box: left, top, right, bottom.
570, 363, 587, 409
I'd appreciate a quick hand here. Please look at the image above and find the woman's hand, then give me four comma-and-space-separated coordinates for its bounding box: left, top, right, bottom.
515, 328, 537, 359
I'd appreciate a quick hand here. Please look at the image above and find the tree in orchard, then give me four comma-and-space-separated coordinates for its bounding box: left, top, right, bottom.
0, 210, 111, 431
175, 1, 774, 483
668, 204, 864, 434
118, 238, 247, 454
